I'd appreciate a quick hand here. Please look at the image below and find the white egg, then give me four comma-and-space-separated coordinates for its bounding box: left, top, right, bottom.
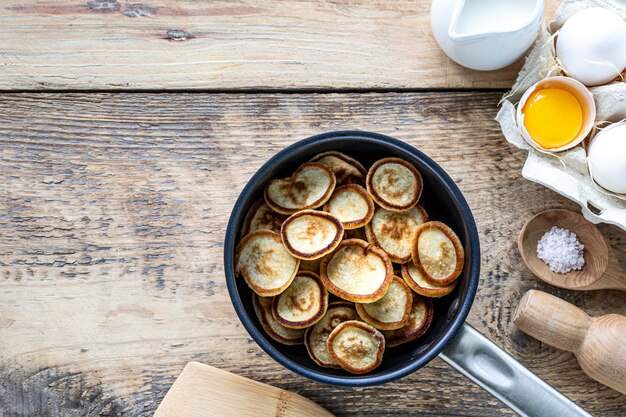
556, 8, 626, 87
588, 122, 626, 194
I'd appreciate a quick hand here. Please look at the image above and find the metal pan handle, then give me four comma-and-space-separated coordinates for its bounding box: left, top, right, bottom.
438, 323, 592, 417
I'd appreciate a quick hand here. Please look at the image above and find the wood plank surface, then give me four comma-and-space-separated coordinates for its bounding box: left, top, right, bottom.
0, 0, 558, 91
1, 92, 624, 417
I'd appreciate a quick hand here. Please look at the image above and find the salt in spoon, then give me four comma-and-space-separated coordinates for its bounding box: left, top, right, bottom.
518, 209, 625, 291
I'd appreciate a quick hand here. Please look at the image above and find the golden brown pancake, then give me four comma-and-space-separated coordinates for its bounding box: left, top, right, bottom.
323, 184, 375, 230
365, 205, 428, 263
264, 162, 336, 215
304, 302, 358, 368
281, 210, 344, 260
355, 276, 413, 330
411, 221, 464, 285
327, 320, 385, 374
320, 239, 393, 303
382, 295, 433, 347
272, 272, 328, 329
401, 261, 457, 297
253, 294, 305, 345
366, 157, 423, 211
235, 230, 300, 296
309, 151, 367, 185
240, 199, 286, 239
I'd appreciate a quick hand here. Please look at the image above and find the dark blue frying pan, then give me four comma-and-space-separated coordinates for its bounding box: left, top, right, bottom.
224, 131, 590, 417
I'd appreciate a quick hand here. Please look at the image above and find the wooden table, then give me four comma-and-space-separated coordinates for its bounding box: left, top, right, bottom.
1, 1, 624, 416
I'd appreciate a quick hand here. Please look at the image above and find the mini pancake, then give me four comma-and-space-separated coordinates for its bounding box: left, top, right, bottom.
253, 294, 305, 345
401, 261, 457, 297
411, 221, 464, 285
323, 184, 375, 230
365, 205, 428, 264
366, 157, 423, 211
281, 210, 344, 260
382, 295, 433, 347
272, 272, 329, 329
264, 162, 336, 215
304, 302, 358, 368
235, 230, 300, 296
320, 239, 393, 303
327, 320, 385, 374
309, 151, 367, 185
355, 276, 412, 330
240, 199, 286, 239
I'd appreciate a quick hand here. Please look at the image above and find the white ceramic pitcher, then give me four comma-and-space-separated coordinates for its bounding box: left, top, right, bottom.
431, 0, 544, 71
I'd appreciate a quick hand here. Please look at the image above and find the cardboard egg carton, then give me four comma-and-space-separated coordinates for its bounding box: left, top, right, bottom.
496, 0, 626, 231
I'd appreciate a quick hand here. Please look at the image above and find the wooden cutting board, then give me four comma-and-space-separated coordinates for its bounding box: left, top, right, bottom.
154, 362, 334, 417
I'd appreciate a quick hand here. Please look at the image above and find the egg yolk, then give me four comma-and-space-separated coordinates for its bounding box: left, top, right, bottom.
522, 88, 583, 149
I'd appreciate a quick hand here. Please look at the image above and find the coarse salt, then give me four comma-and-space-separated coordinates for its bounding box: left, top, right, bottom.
536, 226, 585, 274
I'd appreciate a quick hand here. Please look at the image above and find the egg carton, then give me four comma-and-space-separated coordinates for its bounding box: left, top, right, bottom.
496, 0, 626, 231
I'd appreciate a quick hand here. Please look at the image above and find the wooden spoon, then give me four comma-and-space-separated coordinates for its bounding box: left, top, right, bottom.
518, 209, 625, 291
154, 362, 334, 417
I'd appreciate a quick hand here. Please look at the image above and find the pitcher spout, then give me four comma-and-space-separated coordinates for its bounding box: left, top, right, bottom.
448, 0, 544, 42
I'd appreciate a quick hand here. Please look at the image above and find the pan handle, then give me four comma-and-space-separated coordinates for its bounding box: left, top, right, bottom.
438, 323, 592, 417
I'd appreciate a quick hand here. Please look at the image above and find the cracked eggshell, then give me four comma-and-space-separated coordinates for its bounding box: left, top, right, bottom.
516, 76, 596, 152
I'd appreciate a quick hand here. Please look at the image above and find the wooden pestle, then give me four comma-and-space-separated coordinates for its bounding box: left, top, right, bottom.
513, 290, 626, 395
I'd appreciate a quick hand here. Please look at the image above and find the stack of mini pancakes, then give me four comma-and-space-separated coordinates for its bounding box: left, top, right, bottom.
236, 152, 464, 374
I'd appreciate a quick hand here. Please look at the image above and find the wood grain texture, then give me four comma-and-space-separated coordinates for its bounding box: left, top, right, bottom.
0, 0, 558, 91
0, 92, 624, 416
